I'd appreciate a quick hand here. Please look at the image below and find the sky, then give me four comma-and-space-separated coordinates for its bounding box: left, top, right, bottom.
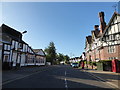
1, 2, 118, 57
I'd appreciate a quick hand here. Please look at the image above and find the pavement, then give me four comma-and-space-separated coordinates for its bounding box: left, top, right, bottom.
2, 65, 52, 84
81, 68, 120, 89
2, 65, 119, 89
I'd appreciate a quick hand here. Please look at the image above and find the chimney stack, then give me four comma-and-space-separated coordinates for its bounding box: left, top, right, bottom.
94, 25, 99, 30
99, 12, 106, 34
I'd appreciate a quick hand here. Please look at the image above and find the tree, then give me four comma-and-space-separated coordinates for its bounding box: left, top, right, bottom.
57, 53, 64, 62
44, 42, 56, 65
64, 55, 70, 64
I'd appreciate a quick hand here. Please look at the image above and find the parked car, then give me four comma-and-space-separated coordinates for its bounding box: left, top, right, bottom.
71, 63, 79, 68
70, 63, 73, 66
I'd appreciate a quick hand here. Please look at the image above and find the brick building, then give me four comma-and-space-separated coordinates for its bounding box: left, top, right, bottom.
100, 12, 120, 60
85, 12, 120, 62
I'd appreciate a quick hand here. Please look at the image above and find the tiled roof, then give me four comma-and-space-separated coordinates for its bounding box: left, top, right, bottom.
33, 49, 46, 56
33, 49, 41, 53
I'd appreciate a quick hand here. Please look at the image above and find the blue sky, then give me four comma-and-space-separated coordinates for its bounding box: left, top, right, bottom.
1, 2, 118, 57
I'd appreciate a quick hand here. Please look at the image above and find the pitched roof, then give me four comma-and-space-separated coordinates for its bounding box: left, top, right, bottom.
101, 12, 120, 38
1, 24, 22, 41
33, 49, 41, 53
33, 49, 46, 56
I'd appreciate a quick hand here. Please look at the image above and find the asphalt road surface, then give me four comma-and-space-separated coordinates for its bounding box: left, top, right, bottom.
2, 65, 115, 89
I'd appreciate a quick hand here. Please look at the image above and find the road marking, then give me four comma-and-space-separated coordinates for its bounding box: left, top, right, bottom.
64, 78, 68, 88
64, 71, 68, 88
65, 71, 66, 76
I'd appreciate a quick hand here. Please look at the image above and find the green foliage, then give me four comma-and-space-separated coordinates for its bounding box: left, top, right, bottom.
87, 61, 97, 66
44, 41, 70, 65
97, 60, 112, 67
98, 60, 112, 63
44, 42, 56, 65
56, 53, 70, 64
57, 53, 64, 62
97, 60, 112, 65
92, 61, 97, 66
64, 55, 70, 61
87, 61, 92, 65
64, 55, 70, 64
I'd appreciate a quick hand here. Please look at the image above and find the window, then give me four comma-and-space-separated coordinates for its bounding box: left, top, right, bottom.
7, 45, 10, 50
15, 42, 18, 50
109, 35, 112, 41
106, 36, 109, 41
108, 46, 116, 53
4, 44, 7, 50
109, 57, 117, 60
115, 34, 120, 40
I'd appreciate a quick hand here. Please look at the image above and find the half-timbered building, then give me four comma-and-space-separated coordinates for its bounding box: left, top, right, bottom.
85, 11, 120, 63
1, 24, 23, 69
33, 49, 46, 66
101, 12, 120, 60
85, 35, 92, 62
1, 24, 46, 70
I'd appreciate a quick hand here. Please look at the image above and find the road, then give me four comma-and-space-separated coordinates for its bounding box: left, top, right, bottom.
2, 65, 115, 89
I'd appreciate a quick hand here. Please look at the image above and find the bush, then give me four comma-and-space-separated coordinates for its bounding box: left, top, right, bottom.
87, 61, 97, 66
97, 60, 112, 71
87, 61, 92, 65
92, 62, 97, 66
98, 60, 111, 63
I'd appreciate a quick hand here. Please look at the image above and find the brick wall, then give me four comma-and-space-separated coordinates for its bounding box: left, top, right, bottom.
86, 44, 120, 61
100, 45, 120, 60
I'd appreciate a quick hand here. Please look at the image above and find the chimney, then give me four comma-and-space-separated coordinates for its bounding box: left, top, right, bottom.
99, 12, 106, 34
94, 25, 99, 30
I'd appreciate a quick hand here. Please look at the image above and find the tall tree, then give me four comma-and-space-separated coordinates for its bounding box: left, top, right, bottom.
44, 42, 56, 65
64, 55, 70, 64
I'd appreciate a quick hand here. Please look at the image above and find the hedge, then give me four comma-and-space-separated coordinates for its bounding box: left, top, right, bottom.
87, 61, 97, 66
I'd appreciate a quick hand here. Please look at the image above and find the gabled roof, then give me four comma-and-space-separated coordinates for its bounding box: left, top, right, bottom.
33, 49, 46, 56
33, 49, 41, 53
86, 36, 92, 44
101, 12, 120, 38
1, 24, 22, 41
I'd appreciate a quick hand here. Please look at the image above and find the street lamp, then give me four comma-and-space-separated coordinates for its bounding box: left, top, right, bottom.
21, 31, 27, 34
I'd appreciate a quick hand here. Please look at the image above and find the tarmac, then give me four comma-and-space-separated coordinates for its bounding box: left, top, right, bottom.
82, 68, 120, 89
1, 65, 120, 89
2, 65, 52, 85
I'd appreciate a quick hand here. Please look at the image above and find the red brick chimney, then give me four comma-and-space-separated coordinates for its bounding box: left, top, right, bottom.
99, 12, 106, 34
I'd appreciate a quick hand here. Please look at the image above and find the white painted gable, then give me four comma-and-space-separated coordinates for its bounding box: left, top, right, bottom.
37, 50, 45, 56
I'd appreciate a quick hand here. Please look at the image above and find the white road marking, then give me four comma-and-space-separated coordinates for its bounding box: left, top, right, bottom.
64, 71, 68, 88
64, 78, 68, 88
65, 71, 66, 76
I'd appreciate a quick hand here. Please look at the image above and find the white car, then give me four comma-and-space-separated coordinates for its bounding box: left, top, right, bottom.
71, 63, 79, 68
